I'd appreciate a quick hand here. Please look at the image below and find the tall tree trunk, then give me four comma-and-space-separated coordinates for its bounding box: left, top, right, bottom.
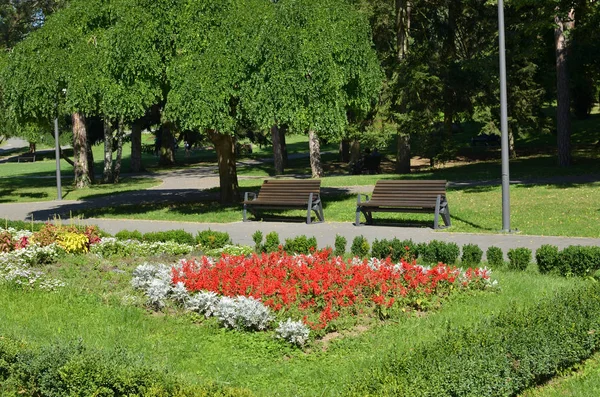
87, 140, 95, 184
308, 130, 323, 178
339, 139, 350, 162
555, 9, 574, 167
271, 124, 284, 175
28, 142, 36, 153
280, 126, 288, 167
350, 140, 361, 164
102, 118, 114, 183
130, 119, 142, 172
395, 0, 412, 174
396, 133, 411, 173
509, 128, 516, 159
159, 121, 175, 166
114, 119, 124, 183
207, 130, 239, 203
72, 112, 91, 188
442, 0, 456, 140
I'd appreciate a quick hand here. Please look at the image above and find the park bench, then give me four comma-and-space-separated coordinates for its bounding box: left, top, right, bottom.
243, 179, 324, 224
355, 180, 451, 229
17, 153, 36, 163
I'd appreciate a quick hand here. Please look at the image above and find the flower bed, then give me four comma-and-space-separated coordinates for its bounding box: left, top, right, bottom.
173, 250, 496, 331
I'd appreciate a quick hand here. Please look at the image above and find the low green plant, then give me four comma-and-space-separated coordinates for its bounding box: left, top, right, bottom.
114, 229, 143, 240
421, 240, 460, 265
252, 230, 263, 253
536, 244, 560, 274
196, 229, 232, 250
486, 246, 504, 268
143, 229, 195, 246
283, 235, 317, 254
461, 244, 483, 266
556, 245, 600, 277
263, 232, 280, 253
351, 235, 370, 258
334, 234, 347, 257
507, 247, 532, 271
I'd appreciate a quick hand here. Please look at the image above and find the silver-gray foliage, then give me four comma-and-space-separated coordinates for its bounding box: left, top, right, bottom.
275, 318, 310, 347
215, 296, 273, 331
185, 291, 220, 318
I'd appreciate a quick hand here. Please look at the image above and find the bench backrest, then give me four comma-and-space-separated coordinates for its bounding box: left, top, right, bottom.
258, 179, 321, 202
370, 180, 447, 208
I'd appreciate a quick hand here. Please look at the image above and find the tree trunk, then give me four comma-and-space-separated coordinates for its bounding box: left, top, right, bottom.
87, 140, 95, 184
28, 142, 36, 153
130, 119, 142, 172
159, 121, 175, 166
271, 124, 284, 175
207, 130, 239, 203
509, 128, 516, 159
102, 118, 114, 183
396, 133, 411, 173
350, 140, 361, 164
114, 119, 124, 183
555, 10, 574, 167
72, 112, 91, 188
280, 126, 288, 167
339, 139, 350, 162
308, 130, 323, 178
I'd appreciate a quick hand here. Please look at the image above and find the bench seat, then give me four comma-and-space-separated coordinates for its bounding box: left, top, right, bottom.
356, 180, 451, 229
243, 179, 324, 224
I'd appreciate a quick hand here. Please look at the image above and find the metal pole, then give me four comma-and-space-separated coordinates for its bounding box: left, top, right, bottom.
54, 117, 62, 201
498, 0, 510, 232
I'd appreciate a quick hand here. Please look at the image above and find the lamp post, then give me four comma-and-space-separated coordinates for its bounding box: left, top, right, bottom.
54, 116, 62, 201
498, 0, 511, 232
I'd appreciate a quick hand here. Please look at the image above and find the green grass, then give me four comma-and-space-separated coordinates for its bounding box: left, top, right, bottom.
0, 252, 583, 396
78, 182, 600, 238
0, 176, 161, 203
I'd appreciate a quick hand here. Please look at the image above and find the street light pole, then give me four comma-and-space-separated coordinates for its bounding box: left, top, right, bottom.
498, 0, 511, 232
54, 117, 62, 201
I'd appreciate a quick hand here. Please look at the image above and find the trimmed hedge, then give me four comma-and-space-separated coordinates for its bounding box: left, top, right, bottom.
557, 245, 600, 277
196, 229, 232, 250
420, 240, 460, 265
346, 282, 600, 396
0, 337, 252, 397
508, 247, 532, 271
461, 244, 483, 266
143, 229, 196, 246
536, 244, 559, 274
283, 235, 318, 254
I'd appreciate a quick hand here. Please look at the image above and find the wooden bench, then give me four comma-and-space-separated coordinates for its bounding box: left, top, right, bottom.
17, 153, 36, 162
243, 179, 324, 224
356, 180, 451, 229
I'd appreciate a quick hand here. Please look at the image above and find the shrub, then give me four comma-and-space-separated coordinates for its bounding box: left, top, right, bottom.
263, 232, 280, 253
252, 230, 263, 252
57, 231, 89, 254
143, 229, 195, 246
486, 246, 504, 268
215, 296, 273, 331
334, 234, 347, 257
276, 319, 310, 347
461, 244, 483, 266
0, 230, 14, 252
283, 235, 318, 254
536, 244, 559, 274
204, 245, 253, 258
507, 247, 532, 271
556, 245, 600, 277
350, 235, 370, 258
421, 240, 460, 265
185, 291, 220, 318
346, 282, 600, 397
196, 229, 231, 250
114, 229, 143, 240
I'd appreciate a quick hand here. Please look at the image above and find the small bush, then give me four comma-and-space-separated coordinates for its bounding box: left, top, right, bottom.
276, 319, 310, 347
507, 247, 532, 271
334, 234, 347, 257
370, 238, 412, 262
536, 244, 559, 274
556, 245, 600, 277
283, 235, 318, 254
252, 230, 263, 252
215, 296, 273, 331
486, 246, 504, 268
57, 231, 89, 254
196, 229, 231, 249
421, 240, 460, 265
114, 229, 143, 240
351, 235, 370, 258
263, 232, 280, 253
461, 244, 483, 266
143, 229, 196, 246
0, 230, 14, 252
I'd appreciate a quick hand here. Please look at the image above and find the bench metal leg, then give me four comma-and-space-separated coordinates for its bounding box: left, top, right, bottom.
355, 206, 362, 226
243, 204, 248, 222
441, 201, 451, 227
306, 193, 314, 224
434, 195, 441, 229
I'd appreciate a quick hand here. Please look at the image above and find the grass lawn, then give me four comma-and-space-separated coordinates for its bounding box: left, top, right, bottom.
0, 249, 586, 396
77, 181, 600, 238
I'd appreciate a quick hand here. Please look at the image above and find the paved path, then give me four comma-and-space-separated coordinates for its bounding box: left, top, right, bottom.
0, 164, 599, 258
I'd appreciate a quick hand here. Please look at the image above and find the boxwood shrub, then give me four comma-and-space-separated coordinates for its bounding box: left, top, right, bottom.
283, 235, 318, 254
351, 235, 370, 258
334, 234, 347, 257
421, 240, 460, 265
346, 282, 600, 397
507, 247, 532, 271
196, 229, 232, 250
461, 244, 483, 266
536, 244, 559, 274
557, 245, 600, 277
486, 246, 504, 268
143, 229, 196, 246
114, 229, 143, 241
